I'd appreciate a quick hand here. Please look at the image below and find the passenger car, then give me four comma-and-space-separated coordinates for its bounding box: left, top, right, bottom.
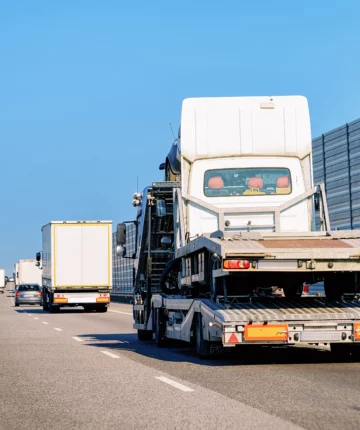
15, 284, 42, 306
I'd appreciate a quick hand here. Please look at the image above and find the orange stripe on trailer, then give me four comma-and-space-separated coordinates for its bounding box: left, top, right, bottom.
355, 322, 360, 340
244, 324, 288, 341
96, 297, 110, 303
53, 298, 68, 304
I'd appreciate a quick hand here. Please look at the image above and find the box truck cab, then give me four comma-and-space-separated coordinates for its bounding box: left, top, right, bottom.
165, 96, 315, 243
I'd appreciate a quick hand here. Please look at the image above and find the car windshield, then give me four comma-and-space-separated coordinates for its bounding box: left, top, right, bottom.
204, 168, 292, 197
19, 285, 40, 291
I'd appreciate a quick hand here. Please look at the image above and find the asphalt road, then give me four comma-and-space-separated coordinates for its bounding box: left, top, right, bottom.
1, 287, 360, 430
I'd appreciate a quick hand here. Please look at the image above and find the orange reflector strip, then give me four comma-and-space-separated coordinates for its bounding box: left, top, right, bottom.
244, 324, 288, 341
54, 298, 68, 304
96, 297, 110, 303
355, 322, 360, 340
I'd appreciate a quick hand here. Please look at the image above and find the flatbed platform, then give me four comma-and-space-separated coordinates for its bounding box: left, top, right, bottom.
205, 297, 360, 323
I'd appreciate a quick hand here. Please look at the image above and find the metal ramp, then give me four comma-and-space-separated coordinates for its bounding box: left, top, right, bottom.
204, 298, 360, 323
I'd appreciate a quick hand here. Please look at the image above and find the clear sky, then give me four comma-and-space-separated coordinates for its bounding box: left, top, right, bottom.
1, 1, 360, 274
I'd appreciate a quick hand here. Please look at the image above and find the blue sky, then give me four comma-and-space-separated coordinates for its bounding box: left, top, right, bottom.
1, 1, 360, 274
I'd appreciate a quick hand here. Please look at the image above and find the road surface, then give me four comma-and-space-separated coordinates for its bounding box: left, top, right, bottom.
1, 287, 359, 429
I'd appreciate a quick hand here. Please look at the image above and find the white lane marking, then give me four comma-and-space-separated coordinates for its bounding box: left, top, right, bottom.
54, 328, 63, 332
42, 322, 49, 325
34, 317, 39, 320
155, 377, 194, 392
108, 310, 133, 316
100, 351, 121, 359
72, 336, 84, 342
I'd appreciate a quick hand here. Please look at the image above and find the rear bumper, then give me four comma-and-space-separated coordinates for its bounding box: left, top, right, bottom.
52, 292, 110, 305
16, 297, 42, 305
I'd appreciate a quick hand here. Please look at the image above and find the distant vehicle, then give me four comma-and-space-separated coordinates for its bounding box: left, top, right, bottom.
8, 277, 14, 282
39, 221, 112, 313
15, 284, 42, 306
0, 269, 5, 294
15, 260, 42, 286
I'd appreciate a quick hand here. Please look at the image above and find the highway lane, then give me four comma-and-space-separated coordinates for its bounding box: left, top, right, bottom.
1, 291, 360, 430
0, 290, 299, 430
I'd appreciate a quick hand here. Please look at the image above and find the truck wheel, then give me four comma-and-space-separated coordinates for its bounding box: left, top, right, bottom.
138, 329, 153, 341
43, 290, 49, 311
331, 344, 360, 361
48, 302, 60, 313
155, 308, 166, 347
43, 300, 49, 311
196, 313, 211, 358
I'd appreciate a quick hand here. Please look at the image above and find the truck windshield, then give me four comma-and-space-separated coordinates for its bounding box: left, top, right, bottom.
204, 168, 291, 197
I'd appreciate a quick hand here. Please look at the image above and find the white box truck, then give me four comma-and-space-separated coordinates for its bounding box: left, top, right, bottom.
39, 221, 112, 313
0, 269, 5, 294
14, 263, 19, 287
16, 260, 42, 286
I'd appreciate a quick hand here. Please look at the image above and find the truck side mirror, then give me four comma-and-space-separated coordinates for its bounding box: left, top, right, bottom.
156, 199, 167, 217
116, 245, 127, 257
36, 252, 41, 262
159, 162, 165, 170
116, 223, 127, 246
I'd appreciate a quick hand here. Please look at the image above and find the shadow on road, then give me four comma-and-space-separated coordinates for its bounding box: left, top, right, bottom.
75, 332, 359, 366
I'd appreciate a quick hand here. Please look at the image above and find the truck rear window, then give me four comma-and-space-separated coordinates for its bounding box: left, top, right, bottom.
204, 168, 292, 197
19, 285, 40, 291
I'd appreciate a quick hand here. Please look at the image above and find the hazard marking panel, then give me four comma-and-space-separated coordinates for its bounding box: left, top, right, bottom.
355, 322, 360, 341
244, 324, 288, 341
224, 332, 240, 344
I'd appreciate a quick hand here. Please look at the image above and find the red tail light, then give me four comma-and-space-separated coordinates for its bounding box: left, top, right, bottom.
38, 292, 42, 297
303, 285, 309, 293
223, 259, 251, 270
15, 292, 20, 297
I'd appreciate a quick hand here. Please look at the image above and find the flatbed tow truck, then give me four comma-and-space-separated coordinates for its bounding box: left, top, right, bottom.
117, 96, 360, 358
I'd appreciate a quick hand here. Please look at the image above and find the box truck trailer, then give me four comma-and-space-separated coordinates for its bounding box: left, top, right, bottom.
15, 260, 42, 286
38, 221, 112, 313
0, 269, 5, 293
14, 263, 19, 287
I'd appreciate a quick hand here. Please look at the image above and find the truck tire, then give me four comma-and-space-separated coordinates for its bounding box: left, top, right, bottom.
48, 296, 60, 313
138, 329, 153, 341
43, 289, 49, 311
155, 308, 166, 347
331, 343, 360, 361
48, 304, 60, 313
195, 313, 211, 358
